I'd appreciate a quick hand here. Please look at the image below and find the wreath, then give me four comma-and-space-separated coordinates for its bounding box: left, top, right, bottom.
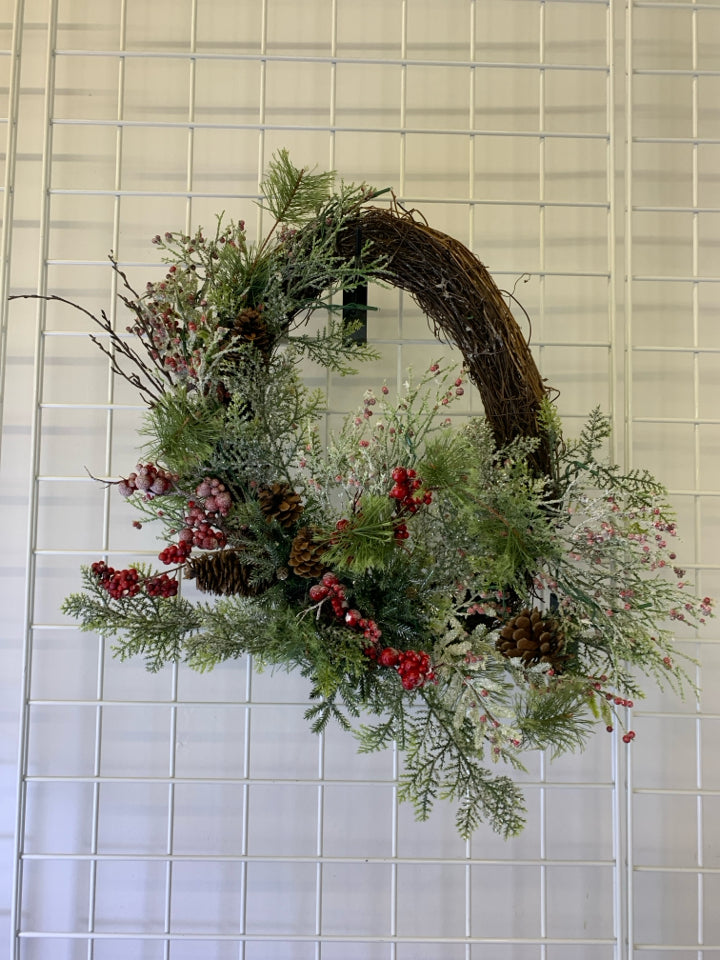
53, 151, 711, 838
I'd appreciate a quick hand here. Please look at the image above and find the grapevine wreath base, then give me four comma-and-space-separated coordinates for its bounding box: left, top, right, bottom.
50, 152, 711, 838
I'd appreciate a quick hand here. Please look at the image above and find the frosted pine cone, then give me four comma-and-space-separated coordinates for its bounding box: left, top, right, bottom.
495, 607, 567, 672
257, 482, 303, 528
185, 550, 268, 597
233, 306, 273, 359
288, 526, 327, 578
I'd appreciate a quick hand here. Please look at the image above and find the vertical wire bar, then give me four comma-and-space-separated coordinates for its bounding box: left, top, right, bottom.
314, 736, 324, 960
539, 751, 547, 956
256, 0, 269, 242
537, 6, 548, 959
315, 7, 341, 956
396, 0, 408, 394
606, 0, 619, 447
4, 3, 25, 958
243, 15, 269, 956
391, 7, 409, 953
86, 649, 103, 960
328, 0, 337, 172
10, 1, 59, 956
468, 0, 476, 255
239, 661, 252, 960
0, 0, 24, 457
163, 665, 180, 959
606, 4, 626, 958
689, 5, 704, 956
465, 13, 476, 951
624, 8, 636, 957
185, 0, 199, 235
243, 6, 269, 948
85, 3, 130, 951
538, 0, 547, 364
389, 742, 399, 960
624, 2, 635, 475
162, 10, 202, 957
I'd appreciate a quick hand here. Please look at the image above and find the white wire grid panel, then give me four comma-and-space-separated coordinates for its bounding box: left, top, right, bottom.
1, 0, 719, 957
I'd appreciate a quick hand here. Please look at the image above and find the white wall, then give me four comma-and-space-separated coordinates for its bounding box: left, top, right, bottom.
1, 1, 719, 957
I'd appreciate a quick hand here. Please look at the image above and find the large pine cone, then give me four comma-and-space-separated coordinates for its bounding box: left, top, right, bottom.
233, 306, 274, 359
495, 607, 566, 671
185, 550, 268, 597
288, 526, 327, 578
258, 482, 303, 528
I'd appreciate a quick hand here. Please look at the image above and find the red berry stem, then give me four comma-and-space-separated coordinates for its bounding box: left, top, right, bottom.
91, 560, 179, 599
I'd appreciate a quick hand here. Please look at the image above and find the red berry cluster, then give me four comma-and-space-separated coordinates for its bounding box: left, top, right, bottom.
306, 574, 433, 691
376, 646, 435, 690
194, 477, 232, 516
308, 573, 382, 642
394, 521, 409, 542
118, 463, 177, 499
587, 675, 638, 742
158, 541, 192, 565
173, 479, 231, 554
91, 561, 141, 599
178, 505, 227, 550
91, 560, 180, 600
145, 572, 179, 598
389, 467, 432, 515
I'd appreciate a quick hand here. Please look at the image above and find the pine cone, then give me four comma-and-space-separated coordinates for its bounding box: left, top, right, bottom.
184, 550, 268, 597
288, 526, 327, 578
233, 306, 274, 359
495, 607, 567, 671
258, 482, 304, 528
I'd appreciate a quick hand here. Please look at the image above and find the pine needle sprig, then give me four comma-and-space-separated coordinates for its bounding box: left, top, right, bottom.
513, 675, 596, 756
140, 386, 225, 475
259, 148, 336, 229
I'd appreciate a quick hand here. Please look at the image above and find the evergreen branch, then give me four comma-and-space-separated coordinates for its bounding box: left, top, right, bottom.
259, 148, 336, 228
140, 386, 225, 474
398, 690, 528, 839
62, 567, 202, 672
514, 677, 595, 756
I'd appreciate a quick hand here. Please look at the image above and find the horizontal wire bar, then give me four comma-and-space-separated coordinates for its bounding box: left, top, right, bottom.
634, 711, 716, 720
631, 416, 720, 424
633, 787, 720, 796
47, 188, 611, 210
632, 274, 720, 283
632, 345, 720, 354
634, 948, 720, 954
51, 48, 611, 72
30, 622, 720, 642
634, 136, 720, 145
40, 260, 614, 279
634, 205, 720, 215
39, 403, 144, 411
23, 774, 616, 789
19, 852, 615, 867
35, 337, 611, 354
633, 0, 720, 8
28, 549, 720, 573
633, 866, 720, 876
49, 118, 612, 141
22, 698, 716, 715
635, 68, 720, 78
15, 931, 618, 944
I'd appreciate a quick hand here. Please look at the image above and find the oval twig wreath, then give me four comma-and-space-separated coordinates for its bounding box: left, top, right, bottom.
54, 151, 710, 838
